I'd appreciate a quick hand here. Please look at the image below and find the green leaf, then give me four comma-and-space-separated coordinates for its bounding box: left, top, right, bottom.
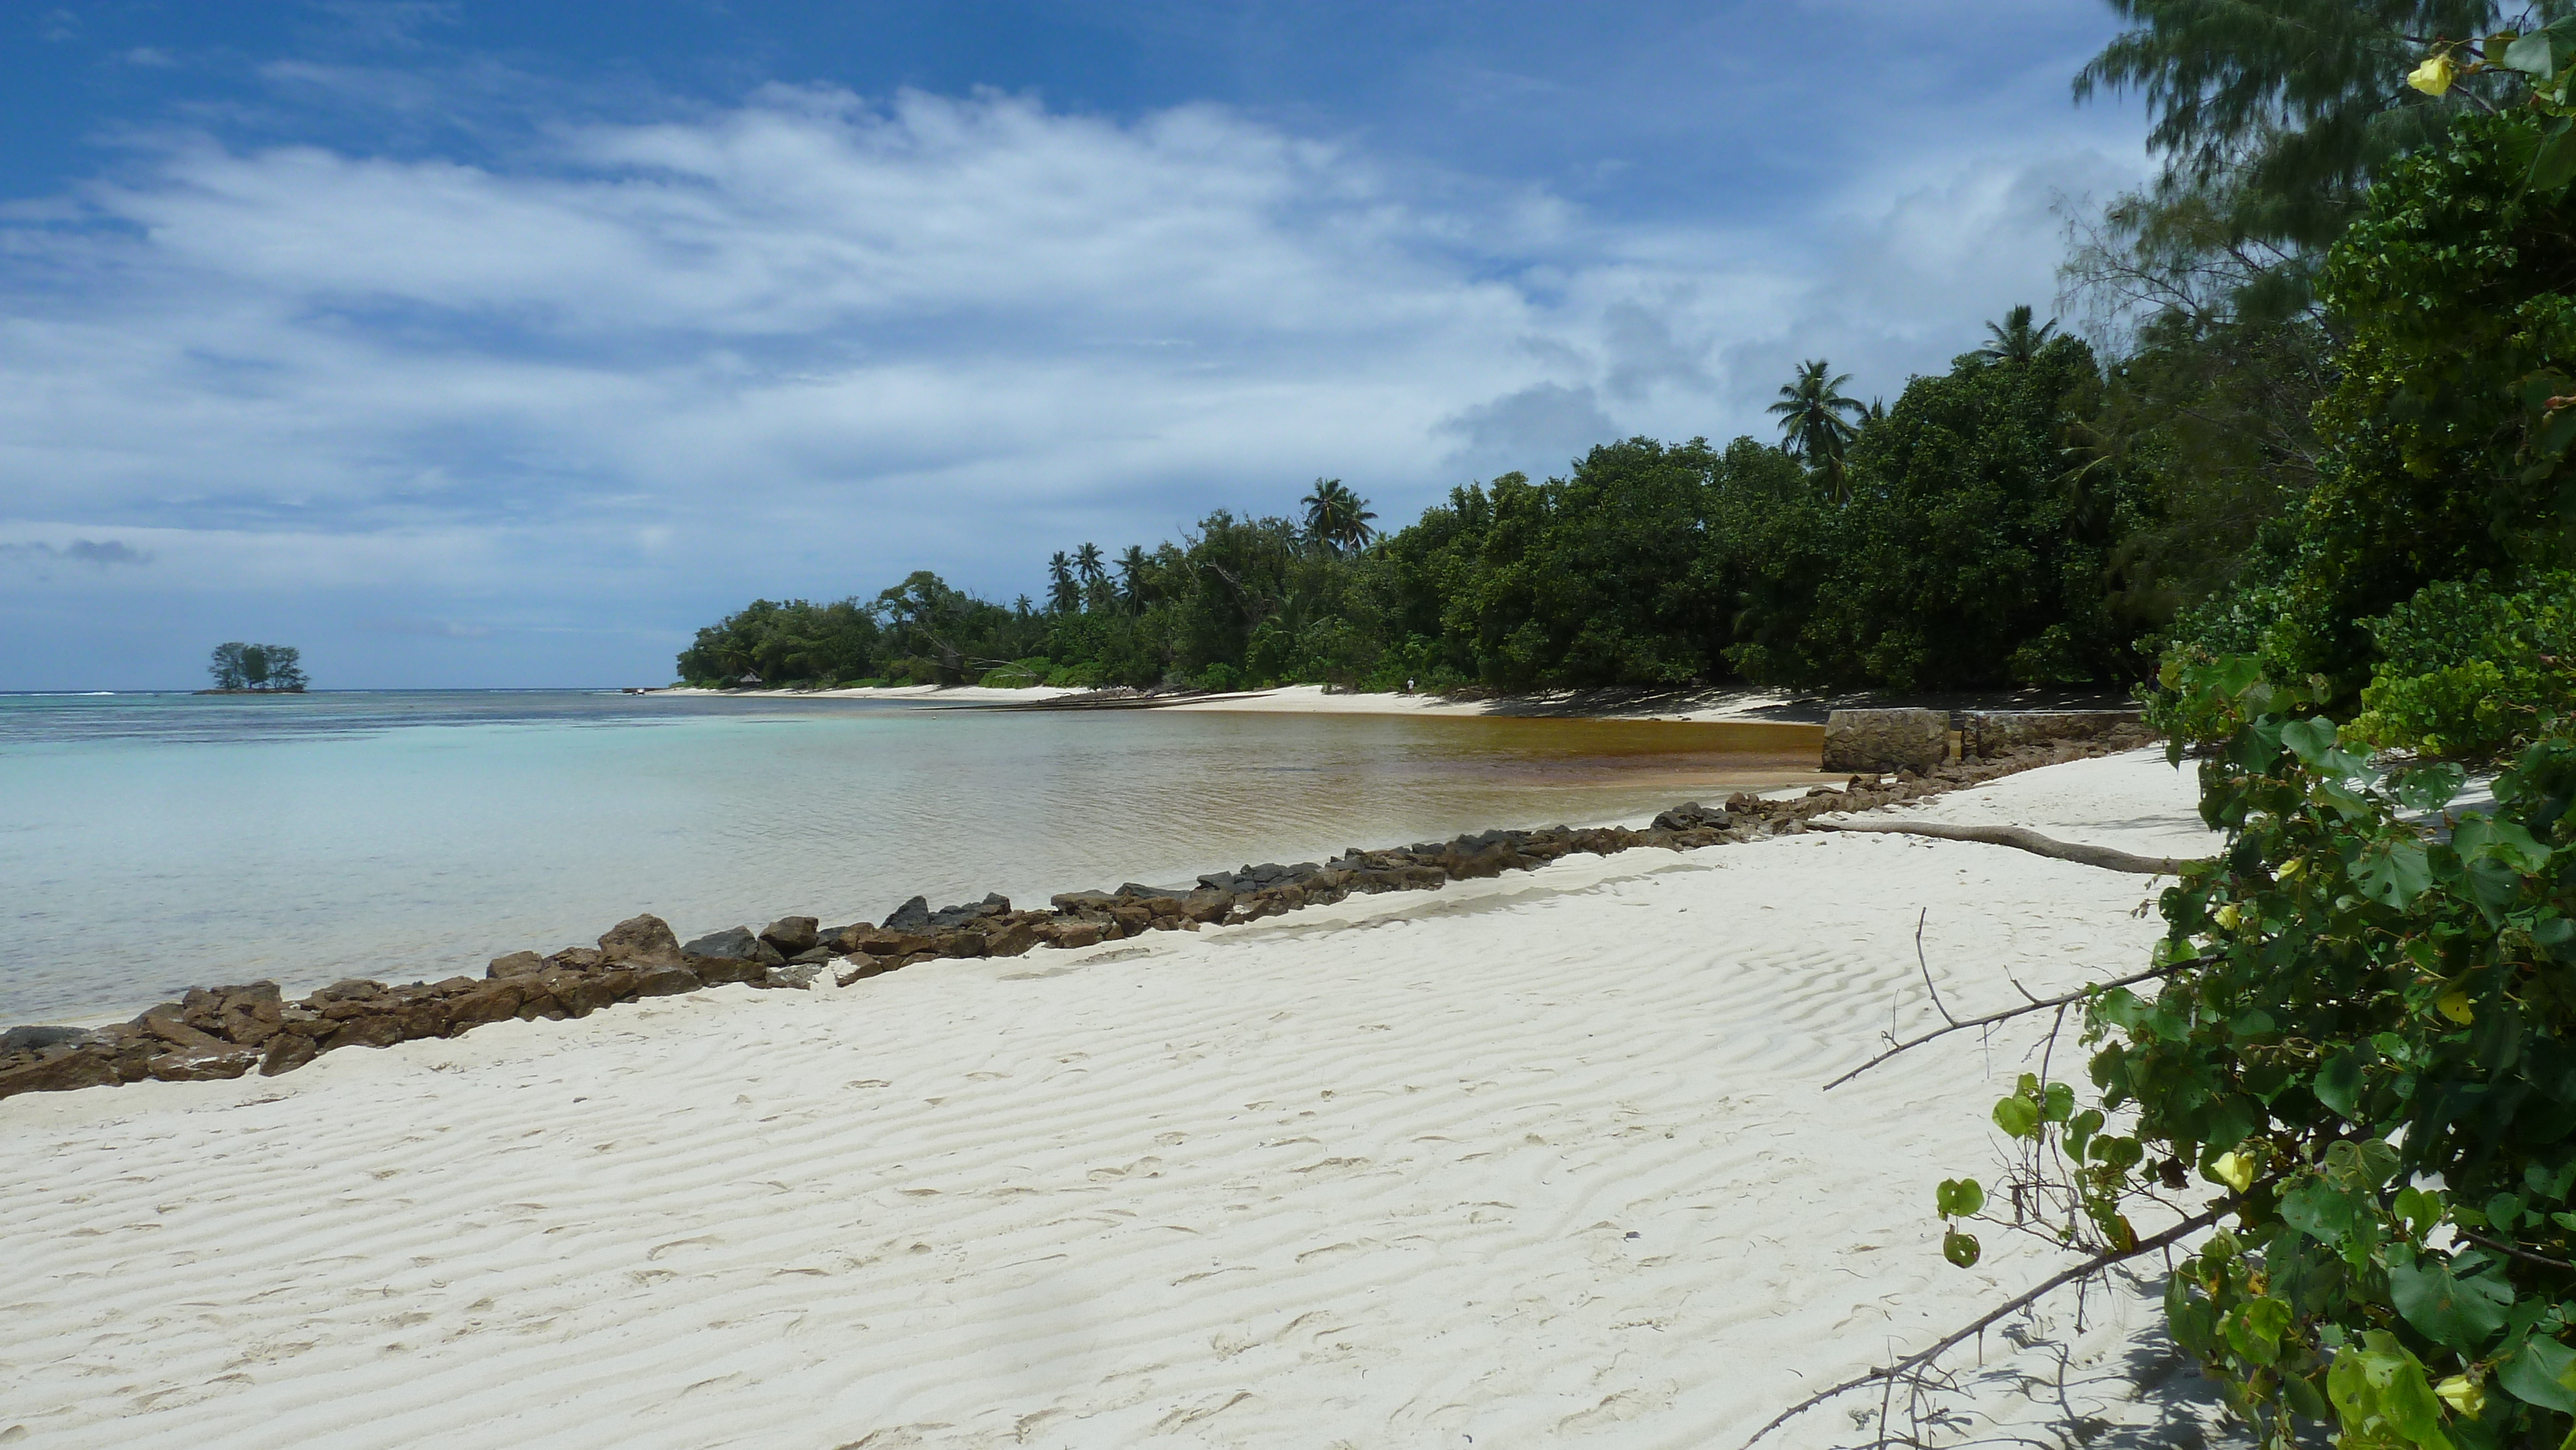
2281, 1369, 2330, 1422
2501, 1335, 2576, 1413
2505, 24, 2571, 77
2281, 715, 2342, 766
2395, 762, 2469, 813
2535, 115, 2576, 194
2228, 718, 2289, 771
1942, 1229, 1980, 1268
2329, 1331, 2455, 1448
1935, 1177, 1985, 1218
2465, 856, 2524, 922
2281, 1178, 2362, 1241
2041, 1080, 2074, 1124
2390, 1254, 2513, 1350
2224, 1296, 2295, 1365
2317, 1050, 2366, 1118
2349, 836, 2434, 909
1992, 1095, 2040, 1139
2067, 1107, 2103, 1162
2394, 1185, 2443, 1237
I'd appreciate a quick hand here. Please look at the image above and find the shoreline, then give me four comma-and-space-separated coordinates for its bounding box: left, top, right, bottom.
1, 727, 2150, 1095
3, 746, 2228, 1447
651, 679, 2143, 724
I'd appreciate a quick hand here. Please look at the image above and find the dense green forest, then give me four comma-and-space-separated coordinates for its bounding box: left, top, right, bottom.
677, 307, 2303, 694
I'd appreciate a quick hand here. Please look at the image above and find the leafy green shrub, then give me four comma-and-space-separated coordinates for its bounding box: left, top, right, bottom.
2164, 111, 2576, 697
2351, 574, 2576, 760
1947, 657, 2576, 1446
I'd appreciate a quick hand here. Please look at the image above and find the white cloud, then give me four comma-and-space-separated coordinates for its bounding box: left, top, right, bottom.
0, 84, 2141, 686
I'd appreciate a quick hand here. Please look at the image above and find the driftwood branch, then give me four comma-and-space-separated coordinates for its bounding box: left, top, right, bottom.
1740, 1207, 2228, 1449
1808, 820, 2201, 876
1821, 957, 2205, 1091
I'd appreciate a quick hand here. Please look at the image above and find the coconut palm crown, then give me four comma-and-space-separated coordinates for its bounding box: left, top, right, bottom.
1976, 304, 2060, 364
1767, 359, 1867, 504
1300, 478, 1379, 554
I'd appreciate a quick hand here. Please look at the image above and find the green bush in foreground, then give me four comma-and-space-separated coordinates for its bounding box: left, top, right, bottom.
1945, 654, 2576, 1447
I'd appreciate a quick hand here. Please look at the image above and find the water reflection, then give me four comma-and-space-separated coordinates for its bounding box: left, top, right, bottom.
0, 694, 1824, 1019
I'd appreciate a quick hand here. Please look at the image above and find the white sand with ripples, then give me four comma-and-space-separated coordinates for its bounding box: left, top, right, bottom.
2, 750, 2240, 1449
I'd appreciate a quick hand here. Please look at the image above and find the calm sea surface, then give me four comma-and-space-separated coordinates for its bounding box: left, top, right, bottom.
0, 691, 1823, 1022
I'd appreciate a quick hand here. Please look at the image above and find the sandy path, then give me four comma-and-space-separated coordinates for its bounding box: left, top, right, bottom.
3, 751, 2235, 1449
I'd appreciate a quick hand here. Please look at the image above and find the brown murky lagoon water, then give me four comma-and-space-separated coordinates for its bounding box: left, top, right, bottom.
0, 693, 1825, 1019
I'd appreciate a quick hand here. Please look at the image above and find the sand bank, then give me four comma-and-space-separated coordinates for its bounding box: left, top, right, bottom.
3, 750, 2235, 1449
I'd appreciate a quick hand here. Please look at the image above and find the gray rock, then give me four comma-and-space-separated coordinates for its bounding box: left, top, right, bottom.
764, 962, 823, 991
1822, 708, 1950, 773
926, 893, 1010, 930
884, 896, 932, 933
598, 913, 685, 969
682, 926, 782, 965
760, 916, 820, 956
1957, 709, 2145, 759
0, 1025, 91, 1055
787, 946, 834, 966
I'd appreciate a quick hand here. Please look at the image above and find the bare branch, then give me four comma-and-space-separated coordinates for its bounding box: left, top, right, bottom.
1823, 959, 2206, 1091
1913, 909, 1958, 1027
1740, 1207, 2229, 1449
1810, 820, 2201, 875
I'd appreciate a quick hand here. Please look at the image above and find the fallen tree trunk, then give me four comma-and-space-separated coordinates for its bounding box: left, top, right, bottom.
1806, 819, 2199, 875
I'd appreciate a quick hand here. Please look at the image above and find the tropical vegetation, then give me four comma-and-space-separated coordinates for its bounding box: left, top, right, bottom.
205, 642, 308, 692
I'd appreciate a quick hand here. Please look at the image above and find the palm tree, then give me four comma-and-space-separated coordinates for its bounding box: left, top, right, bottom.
1114, 544, 1149, 611
1767, 359, 1865, 505
1073, 542, 1106, 590
1976, 304, 2059, 364
1300, 478, 1378, 554
1045, 551, 1079, 614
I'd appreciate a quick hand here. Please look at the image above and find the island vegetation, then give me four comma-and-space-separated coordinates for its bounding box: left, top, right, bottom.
204, 641, 308, 693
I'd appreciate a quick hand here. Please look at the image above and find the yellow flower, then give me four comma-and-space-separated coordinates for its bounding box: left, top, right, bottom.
2439, 990, 2474, 1025
2215, 903, 2244, 930
2436, 1374, 2485, 1416
2277, 856, 2304, 880
2409, 53, 2459, 95
2211, 1151, 2257, 1193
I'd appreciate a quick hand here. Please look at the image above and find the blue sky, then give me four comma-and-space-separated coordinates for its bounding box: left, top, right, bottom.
1, 1, 2150, 689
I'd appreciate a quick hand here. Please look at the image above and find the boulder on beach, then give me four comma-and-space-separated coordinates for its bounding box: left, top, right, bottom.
884, 896, 933, 933
488, 951, 546, 979
683, 927, 784, 967
759, 916, 820, 956
1, 1024, 93, 1055
598, 914, 685, 969
1821, 708, 1949, 773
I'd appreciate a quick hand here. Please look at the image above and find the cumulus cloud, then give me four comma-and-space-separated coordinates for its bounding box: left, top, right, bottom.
0, 83, 2138, 686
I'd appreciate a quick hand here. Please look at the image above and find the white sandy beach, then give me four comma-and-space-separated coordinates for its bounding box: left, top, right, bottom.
3, 750, 2237, 1449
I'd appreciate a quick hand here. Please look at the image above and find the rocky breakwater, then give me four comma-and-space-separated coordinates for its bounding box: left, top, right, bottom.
0, 735, 2146, 1103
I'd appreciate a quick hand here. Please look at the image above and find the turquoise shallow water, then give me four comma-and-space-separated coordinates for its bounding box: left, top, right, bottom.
0, 692, 1821, 1022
